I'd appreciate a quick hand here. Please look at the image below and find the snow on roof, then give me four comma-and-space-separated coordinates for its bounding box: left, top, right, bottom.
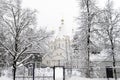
90, 49, 120, 61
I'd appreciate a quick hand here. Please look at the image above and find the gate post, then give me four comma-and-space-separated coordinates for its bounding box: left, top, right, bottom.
63, 67, 65, 80
53, 67, 55, 80
33, 62, 35, 80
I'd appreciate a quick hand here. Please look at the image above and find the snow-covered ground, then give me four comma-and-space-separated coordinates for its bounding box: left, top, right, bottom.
0, 76, 12, 80
0, 76, 120, 80
67, 76, 120, 80
0, 67, 120, 80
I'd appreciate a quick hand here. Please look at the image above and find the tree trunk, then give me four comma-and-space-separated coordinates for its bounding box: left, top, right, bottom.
86, 0, 91, 78
13, 61, 17, 80
13, 32, 19, 80
113, 56, 117, 80
110, 38, 117, 80
86, 28, 91, 78
112, 47, 117, 80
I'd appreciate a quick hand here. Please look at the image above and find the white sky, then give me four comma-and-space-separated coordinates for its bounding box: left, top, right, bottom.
22, 0, 120, 37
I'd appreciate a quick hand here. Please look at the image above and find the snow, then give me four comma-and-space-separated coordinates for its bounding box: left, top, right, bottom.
90, 49, 113, 61
1, 76, 120, 80
68, 77, 120, 80
0, 70, 12, 80
0, 67, 120, 80
0, 76, 12, 80
35, 67, 53, 76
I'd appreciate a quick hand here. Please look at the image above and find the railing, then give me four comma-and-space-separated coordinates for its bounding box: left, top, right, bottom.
16, 75, 53, 80
65, 67, 120, 78
16, 67, 54, 80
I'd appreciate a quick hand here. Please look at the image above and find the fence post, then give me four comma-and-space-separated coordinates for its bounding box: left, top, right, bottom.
53, 67, 55, 80
33, 62, 35, 80
63, 67, 65, 80
43, 74, 45, 80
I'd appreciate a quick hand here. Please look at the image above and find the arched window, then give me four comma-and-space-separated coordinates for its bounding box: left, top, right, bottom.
59, 43, 60, 48
62, 44, 64, 47
54, 45, 56, 49
51, 46, 53, 49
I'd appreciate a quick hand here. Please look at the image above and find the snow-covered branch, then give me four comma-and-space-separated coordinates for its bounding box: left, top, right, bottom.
0, 40, 14, 57
15, 44, 32, 61
16, 54, 33, 66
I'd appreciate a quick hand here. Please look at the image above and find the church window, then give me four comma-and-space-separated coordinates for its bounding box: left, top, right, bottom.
54, 45, 56, 49
60, 53, 62, 55
47, 61, 50, 65
62, 44, 64, 47
59, 43, 60, 48
51, 46, 53, 49
47, 61, 48, 64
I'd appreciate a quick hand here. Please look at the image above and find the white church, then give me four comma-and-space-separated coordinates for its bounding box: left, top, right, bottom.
42, 19, 73, 67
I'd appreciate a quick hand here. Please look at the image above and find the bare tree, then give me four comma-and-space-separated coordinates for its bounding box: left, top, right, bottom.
73, 0, 98, 77
95, 0, 120, 79
0, 0, 52, 80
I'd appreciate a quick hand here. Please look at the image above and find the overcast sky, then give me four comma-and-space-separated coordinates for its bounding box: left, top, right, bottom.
22, 0, 120, 37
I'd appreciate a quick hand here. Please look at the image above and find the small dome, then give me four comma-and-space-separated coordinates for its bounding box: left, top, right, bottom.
55, 19, 65, 39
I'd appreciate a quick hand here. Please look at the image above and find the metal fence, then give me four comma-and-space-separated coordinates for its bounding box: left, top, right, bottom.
15, 66, 120, 80
65, 67, 120, 78
16, 67, 54, 80
16, 75, 53, 80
